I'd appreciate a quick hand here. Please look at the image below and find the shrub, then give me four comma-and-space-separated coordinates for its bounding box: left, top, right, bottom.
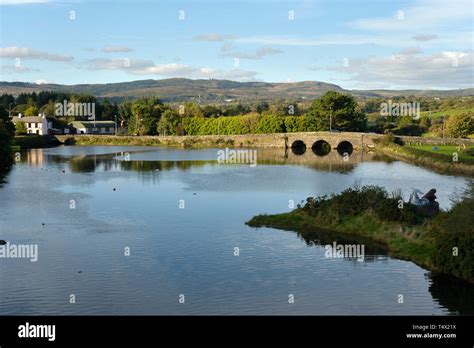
445, 113, 473, 138
301, 185, 420, 225
15, 121, 27, 135
429, 186, 474, 281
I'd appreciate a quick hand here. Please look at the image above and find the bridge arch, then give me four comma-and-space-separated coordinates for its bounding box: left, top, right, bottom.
336, 140, 353, 156
291, 140, 306, 155
312, 140, 331, 156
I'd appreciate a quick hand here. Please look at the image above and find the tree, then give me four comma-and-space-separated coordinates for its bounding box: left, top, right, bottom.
0, 107, 15, 173
202, 105, 222, 118
128, 97, 163, 135
15, 121, 27, 135
118, 101, 133, 128
445, 114, 473, 138
157, 109, 180, 136
306, 91, 367, 131
24, 105, 39, 116
182, 102, 203, 118
419, 116, 431, 130
255, 101, 270, 114
393, 116, 424, 136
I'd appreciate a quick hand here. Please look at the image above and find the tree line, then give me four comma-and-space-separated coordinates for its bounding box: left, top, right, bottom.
1, 91, 472, 138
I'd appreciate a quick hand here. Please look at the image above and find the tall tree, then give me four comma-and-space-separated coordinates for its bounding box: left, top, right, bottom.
129, 97, 163, 135
306, 91, 367, 131
0, 107, 15, 174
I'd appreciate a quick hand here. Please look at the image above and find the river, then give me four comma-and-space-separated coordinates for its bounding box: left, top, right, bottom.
0, 146, 472, 315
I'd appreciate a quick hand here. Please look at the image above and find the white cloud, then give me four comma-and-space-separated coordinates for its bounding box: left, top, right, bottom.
193, 33, 237, 42
220, 45, 282, 60
132, 63, 258, 81
82, 58, 258, 81
0, 47, 73, 61
412, 34, 438, 42
82, 58, 154, 70
351, 0, 472, 31
102, 45, 132, 53
327, 50, 473, 89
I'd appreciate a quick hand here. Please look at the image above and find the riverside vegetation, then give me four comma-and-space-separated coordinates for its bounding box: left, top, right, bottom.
374, 135, 474, 176
247, 185, 474, 283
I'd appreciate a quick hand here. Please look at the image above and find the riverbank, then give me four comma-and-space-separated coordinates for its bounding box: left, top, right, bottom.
247, 185, 474, 283
375, 142, 474, 176
13, 135, 61, 149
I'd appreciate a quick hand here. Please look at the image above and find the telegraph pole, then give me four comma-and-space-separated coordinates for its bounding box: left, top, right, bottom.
329, 106, 333, 132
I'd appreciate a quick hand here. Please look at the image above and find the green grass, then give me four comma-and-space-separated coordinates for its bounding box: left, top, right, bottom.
247, 210, 434, 269
420, 106, 474, 119
408, 144, 474, 161
375, 143, 474, 175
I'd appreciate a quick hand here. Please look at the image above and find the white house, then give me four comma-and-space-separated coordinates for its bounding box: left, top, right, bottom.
11, 114, 53, 135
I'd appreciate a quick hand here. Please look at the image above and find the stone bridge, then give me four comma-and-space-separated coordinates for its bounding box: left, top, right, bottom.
284, 132, 381, 155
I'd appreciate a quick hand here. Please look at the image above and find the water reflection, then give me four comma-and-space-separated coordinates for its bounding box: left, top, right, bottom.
429, 274, 474, 315
19, 147, 380, 175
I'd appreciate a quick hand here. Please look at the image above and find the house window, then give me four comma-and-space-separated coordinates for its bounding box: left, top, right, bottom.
38, 123, 42, 129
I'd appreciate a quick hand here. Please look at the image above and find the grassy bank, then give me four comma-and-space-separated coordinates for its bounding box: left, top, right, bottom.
375, 141, 474, 176
247, 185, 473, 282
61, 134, 239, 148
13, 135, 61, 149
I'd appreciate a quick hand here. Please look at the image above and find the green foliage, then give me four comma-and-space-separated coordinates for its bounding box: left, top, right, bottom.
128, 97, 164, 135
15, 121, 27, 135
305, 91, 367, 132
157, 109, 181, 136
445, 113, 473, 138
0, 107, 15, 173
429, 185, 474, 282
182, 102, 203, 118
256, 115, 285, 133
284, 116, 308, 132
255, 101, 270, 114
301, 185, 419, 224
24, 105, 39, 116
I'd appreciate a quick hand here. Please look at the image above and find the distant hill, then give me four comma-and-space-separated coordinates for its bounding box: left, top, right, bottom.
0, 78, 472, 103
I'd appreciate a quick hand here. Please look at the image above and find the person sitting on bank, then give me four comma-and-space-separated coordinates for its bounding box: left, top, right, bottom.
422, 189, 437, 203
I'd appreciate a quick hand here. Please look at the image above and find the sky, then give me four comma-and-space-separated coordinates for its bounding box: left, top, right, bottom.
0, 0, 473, 89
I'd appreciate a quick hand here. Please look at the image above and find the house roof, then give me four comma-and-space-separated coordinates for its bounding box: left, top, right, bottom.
11, 116, 50, 123
69, 121, 116, 129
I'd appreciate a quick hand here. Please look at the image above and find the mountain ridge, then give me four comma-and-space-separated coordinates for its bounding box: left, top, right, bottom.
1, 78, 472, 103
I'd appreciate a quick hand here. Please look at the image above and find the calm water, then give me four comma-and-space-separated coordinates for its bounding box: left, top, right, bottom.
0, 146, 473, 315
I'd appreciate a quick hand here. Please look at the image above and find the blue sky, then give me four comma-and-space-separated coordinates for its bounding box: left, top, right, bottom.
0, 0, 472, 89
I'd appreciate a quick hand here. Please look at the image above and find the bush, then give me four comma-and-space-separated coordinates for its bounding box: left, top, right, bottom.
445, 114, 473, 138
15, 121, 27, 135
301, 185, 420, 225
284, 116, 308, 132
429, 186, 474, 281
256, 115, 285, 133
